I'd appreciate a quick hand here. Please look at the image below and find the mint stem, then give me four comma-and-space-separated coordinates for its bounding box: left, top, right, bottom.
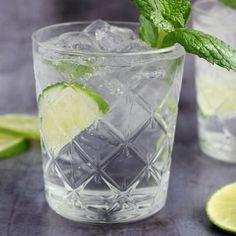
156, 30, 167, 48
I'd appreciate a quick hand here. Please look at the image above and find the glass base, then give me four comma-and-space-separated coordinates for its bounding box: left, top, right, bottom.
44, 179, 169, 224
199, 127, 236, 163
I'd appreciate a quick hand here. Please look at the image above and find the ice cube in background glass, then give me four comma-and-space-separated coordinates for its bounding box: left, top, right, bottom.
224, 117, 236, 137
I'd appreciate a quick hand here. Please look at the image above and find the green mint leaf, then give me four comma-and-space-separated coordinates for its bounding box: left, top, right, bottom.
132, 0, 191, 32
131, 0, 175, 32
44, 60, 94, 80
219, 0, 236, 10
168, 28, 236, 71
132, 0, 236, 72
159, 0, 191, 28
139, 15, 159, 47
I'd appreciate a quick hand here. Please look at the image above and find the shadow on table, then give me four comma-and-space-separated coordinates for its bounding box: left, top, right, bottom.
47, 208, 178, 235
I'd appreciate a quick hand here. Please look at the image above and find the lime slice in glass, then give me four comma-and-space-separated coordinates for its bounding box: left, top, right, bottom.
0, 133, 29, 159
39, 82, 109, 154
0, 114, 39, 140
197, 76, 236, 118
206, 183, 236, 234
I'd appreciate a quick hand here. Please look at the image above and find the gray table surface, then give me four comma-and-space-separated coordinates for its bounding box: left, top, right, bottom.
1, 0, 236, 235
2, 109, 236, 236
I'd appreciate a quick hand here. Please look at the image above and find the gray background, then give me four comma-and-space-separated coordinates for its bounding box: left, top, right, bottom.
0, 1, 235, 236
0, 0, 194, 113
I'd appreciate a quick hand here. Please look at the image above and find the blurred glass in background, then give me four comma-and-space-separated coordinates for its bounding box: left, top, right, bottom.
193, 0, 236, 162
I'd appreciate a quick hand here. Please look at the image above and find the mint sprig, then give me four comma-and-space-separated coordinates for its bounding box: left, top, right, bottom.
219, 0, 236, 10
132, 0, 174, 32
165, 28, 236, 71
132, 0, 191, 31
132, 0, 236, 71
139, 15, 159, 47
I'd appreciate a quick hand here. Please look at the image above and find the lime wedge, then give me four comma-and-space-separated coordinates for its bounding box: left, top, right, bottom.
0, 133, 29, 159
0, 114, 39, 140
197, 75, 236, 118
39, 82, 109, 154
206, 183, 236, 234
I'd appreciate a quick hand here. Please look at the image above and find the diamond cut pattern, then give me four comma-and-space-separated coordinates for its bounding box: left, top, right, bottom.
103, 144, 146, 191
131, 118, 167, 163
44, 160, 65, 187
56, 143, 94, 189
72, 121, 121, 166
43, 75, 177, 218
43, 88, 174, 215
37, 24, 187, 222
103, 92, 150, 139
131, 74, 168, 110
136, 168, 160, 189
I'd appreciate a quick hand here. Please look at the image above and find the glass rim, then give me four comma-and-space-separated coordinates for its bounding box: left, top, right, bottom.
193, 0, 225, 18
32, 21, 185, 58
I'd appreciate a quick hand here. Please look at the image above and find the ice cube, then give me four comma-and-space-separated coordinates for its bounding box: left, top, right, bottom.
224, 117, 236, 137
117, 39, 151, 53
83, 19, 110, 35
95, 29, 121, 52
109, 25, 136, 41
52, 31, 99, 51
44, 20, 151, 54
94, 23, 137, 52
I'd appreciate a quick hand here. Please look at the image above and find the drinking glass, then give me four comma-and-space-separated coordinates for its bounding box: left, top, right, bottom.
32, 22, 185, 223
